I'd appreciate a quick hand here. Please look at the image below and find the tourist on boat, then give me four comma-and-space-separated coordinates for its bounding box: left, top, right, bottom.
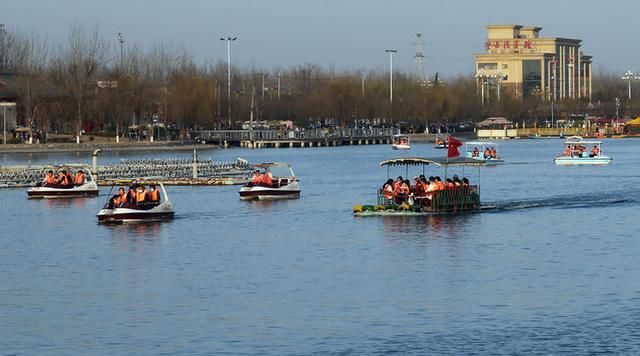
251, 170, 262, 185
42, 170, 56, 186
393, 176, 403, 192
126, 186, 137, 206
425, 177, 437, 201
261, 172, 274, 186
445, 178, 455, 189
453, 175, 463, 187
65, 170, 74, 186
565, 145, 572, 157
462, 178, 470, 187
109, 187, 126, 209
590, 145, 600, 157
382, 179, 395, 202
413, 177, 425, 196
484, 148, 491, 159
435, 176, 445, 190
74, 170, 86, 185
56, 170, 72, 186
148, 185, 160, 205
135, 185, 148, 206
472, 147, 479, 157
490, 147, 497, 159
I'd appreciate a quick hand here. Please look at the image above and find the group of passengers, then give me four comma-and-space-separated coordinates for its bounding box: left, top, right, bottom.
42, 169, 86, 187
108, 184, 161, 209
471, 146, 498, 159
564, 144, 599, 158
249, 169, 274, 187
382, 174, 470, 206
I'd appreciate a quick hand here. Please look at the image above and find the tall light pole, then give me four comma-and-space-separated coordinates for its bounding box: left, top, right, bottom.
622, 70, 640, 100
220, 36, 237, 128
1, 23, 6, 145
385, 49, 397, 124
615, 97, 620, 129
475, 70, 488, 105
117, 32, 124, 70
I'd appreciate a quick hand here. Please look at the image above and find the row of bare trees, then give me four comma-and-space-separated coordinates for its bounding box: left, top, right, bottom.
1, 25, 639, 141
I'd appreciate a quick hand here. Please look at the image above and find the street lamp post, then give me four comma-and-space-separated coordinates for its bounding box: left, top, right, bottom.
220, 36, 237, 128
621, 70, 640, 100
475, 70, 488, 105
615, 97, 620, 129
1, 23, 6, 145
117, 32, 124, 70
385, 49, 397, 124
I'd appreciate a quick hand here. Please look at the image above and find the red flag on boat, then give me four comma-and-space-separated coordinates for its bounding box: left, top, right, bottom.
447, 136, 462, 158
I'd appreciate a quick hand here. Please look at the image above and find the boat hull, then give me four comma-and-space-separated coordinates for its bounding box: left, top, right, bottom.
239, 183, 300, 201
392, 144, 411, 150
97, 202, 175, 223
554, 156, 612, 165
27, 184, 99, 199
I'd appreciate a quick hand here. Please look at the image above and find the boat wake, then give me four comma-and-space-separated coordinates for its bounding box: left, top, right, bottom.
486, 191, 636, 213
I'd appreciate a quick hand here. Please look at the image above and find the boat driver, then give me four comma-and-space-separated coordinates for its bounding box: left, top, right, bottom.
590, 145, 599, 157
43, 170, 56, 186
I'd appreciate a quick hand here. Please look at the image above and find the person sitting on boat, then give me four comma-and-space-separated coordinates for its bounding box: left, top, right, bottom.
261, 171, 274, 187
483, 148, 491, 159
134, 185, 149, 208
382, 179, 395, 202
425, 176, 437, 202
42, 170, 56, 186
148, 185, 161, 205
393, 176, 403, 192
445, 178, 455, 189
453, 175, 463, 187
462, 178, 470, 187
126, 186, 137, 206
565, 145, 572, 157
56, 170, 72, 186
109, 187, 126, 209
435, 176, 445, 190
490, 147, 497, 159
472, 147, 479, 157
74, 170, 86, 185
413, 177, 424, 197
590, 145, 600, 157
397, 179, 411, 204
251, 170, 262, 185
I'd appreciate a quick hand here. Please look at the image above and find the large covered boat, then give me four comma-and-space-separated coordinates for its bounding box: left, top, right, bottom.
391, 134, 411, 150
97, 183, 174, 223
465, 141, 504, 165
239, 162, 300, 200
554, 136, 612, 165
27, 164, 99, 199
353, 157, 486, 216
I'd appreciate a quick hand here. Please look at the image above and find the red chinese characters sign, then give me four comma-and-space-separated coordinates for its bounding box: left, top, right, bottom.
486, 40, 534, 51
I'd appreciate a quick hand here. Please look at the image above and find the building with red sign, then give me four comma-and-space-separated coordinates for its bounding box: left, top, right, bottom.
474, 25, 592, 101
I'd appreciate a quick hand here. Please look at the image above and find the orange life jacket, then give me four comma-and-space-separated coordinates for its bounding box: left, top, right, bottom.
113, 194, 124, 207
57, 174, 69, 185
148, 189, 160, 202
262, 174, 273, 185
74, 173, 85, 185
591, 147, 599, 155
437, 181, 445, 190
45, 174, 56, 184
383, 184, 394, 199
136, 190, 147, 203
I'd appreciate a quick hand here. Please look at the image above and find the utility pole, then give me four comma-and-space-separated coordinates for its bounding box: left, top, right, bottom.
277, 72, 281, 101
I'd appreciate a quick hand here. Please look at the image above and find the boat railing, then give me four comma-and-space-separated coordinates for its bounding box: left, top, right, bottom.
376, 185, 480, 211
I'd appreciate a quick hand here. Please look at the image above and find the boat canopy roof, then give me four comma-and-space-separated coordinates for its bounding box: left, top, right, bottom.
253, 162, 292, 168
380, 157, 486, 167
392, 133, 409, 137
465, 141, 498, 146
563, 136, 602, 145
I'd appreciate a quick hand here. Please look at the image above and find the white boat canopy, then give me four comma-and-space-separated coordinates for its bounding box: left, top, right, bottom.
380, 157, 486, 167
563, 136, 602, 145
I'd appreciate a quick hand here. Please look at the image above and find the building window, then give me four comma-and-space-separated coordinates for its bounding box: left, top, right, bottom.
522, 60, 542, 97
502, 64, 508, 70
478, 63, 497, 71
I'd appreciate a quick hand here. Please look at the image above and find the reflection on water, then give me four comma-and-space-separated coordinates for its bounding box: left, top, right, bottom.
382, 213, 472, 239
102, 222, 165, 252
42, 197, 90, 209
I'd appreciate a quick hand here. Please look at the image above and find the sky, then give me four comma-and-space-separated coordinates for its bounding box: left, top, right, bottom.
3, 0, 638, 77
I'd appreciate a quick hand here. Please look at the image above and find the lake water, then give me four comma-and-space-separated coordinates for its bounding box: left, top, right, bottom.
1, 139, 640, 354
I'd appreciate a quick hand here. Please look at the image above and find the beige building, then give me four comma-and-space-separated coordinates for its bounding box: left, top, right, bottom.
474, 25, 592, 101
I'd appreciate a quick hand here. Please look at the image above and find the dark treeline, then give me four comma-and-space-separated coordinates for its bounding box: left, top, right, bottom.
0, 25, 637, 139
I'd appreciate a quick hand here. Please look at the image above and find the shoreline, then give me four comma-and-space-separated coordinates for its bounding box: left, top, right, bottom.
0, 142, 220, 154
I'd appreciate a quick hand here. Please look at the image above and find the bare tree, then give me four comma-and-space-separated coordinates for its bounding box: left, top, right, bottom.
50, 25, 107, 143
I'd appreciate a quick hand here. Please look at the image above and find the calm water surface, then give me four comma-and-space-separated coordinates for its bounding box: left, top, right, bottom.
1, 139, 640, 354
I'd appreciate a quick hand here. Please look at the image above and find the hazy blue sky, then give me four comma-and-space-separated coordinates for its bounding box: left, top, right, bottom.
3, 0, 637, 77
